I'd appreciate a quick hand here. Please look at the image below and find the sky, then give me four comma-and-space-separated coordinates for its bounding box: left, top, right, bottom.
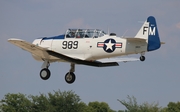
0, 0, 180, 111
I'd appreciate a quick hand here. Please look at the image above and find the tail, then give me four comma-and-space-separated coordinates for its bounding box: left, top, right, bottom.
135, 16, 161, 51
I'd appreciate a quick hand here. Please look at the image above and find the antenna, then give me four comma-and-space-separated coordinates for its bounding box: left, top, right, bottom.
107, 26, 109, 35
138, 21, 144, 23
121, 29, 128, 38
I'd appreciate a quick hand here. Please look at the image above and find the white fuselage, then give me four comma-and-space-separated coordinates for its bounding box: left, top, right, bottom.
32, 35, 147, 62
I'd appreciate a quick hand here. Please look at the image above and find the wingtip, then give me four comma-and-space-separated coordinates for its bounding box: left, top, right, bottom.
8, 38, 24, 42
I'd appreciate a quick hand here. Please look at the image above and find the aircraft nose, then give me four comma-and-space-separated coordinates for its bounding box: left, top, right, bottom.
32, 38, 42, 46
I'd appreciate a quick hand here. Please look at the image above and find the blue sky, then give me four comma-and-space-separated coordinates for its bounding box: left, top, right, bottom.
1, 0, 180, 110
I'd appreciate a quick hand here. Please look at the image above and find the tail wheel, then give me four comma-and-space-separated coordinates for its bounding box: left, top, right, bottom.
65, 72, 76, 84
140, 56, 145, 61
40, 68, 51, 80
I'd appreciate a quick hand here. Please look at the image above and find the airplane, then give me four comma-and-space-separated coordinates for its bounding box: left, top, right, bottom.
8, 16, 164, 84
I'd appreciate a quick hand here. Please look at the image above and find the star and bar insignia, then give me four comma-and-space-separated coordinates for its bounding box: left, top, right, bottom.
97, 38, 122, 53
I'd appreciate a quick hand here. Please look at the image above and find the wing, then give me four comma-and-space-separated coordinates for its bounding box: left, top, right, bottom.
8, 38, 50, 59
8, 38, 139, 67
8, 38, 118, 67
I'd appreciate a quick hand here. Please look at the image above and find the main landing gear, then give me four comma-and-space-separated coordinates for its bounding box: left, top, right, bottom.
65, 63, 76, 84
39, 61, 76, 84
40, 61, 51, 80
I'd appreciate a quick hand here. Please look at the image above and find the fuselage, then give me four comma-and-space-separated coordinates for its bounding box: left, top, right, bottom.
32, 29, 147, 62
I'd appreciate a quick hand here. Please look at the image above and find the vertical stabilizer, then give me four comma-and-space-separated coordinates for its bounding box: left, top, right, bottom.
135, 16, 161, 51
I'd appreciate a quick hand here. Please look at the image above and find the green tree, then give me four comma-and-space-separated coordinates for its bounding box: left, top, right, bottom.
118, 95, 163, 112
30, 93, 54, 112
88, 101, 116, 112
47, 90, 84, 112
166, 102, 180, 112
0, 93, 31, 112
0, 90, 87, 112
118, 96, 139, 112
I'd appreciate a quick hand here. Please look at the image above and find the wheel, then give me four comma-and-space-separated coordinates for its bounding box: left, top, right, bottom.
65, 72, 76, 84
40, 68, 51, 80
140, 56, 145, 61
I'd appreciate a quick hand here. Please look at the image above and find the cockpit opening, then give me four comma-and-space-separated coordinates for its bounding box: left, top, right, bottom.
65, 29, 106, 38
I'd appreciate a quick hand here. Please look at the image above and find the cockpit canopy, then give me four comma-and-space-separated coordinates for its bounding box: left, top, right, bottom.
65, 29, 106, 38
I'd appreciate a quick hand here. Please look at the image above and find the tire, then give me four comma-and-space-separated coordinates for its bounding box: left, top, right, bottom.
140, 56, 145, 61
40, 68, 51, 80
65, 72, 76, 84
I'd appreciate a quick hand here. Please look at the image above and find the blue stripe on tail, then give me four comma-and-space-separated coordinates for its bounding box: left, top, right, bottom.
147, 16, 161, 51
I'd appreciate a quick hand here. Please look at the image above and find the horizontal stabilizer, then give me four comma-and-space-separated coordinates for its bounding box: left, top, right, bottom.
125, 38, 147, 42
97, 57, 139, 63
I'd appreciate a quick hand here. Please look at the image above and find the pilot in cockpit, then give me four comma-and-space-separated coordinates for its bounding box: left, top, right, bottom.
71, 31, 75, 38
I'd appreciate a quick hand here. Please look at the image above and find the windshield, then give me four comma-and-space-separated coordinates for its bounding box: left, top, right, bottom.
65, 29, 106, 38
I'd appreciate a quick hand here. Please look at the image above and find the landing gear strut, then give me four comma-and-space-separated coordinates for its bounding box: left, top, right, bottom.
40, 61, 51, 80
65, 63, 76, 84
39, 61, 76, 84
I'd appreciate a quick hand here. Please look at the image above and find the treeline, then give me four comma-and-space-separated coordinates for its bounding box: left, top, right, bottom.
0, 90, 179, 112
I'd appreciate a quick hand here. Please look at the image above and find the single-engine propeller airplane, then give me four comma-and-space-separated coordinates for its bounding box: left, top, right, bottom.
8, 16, 164, 84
